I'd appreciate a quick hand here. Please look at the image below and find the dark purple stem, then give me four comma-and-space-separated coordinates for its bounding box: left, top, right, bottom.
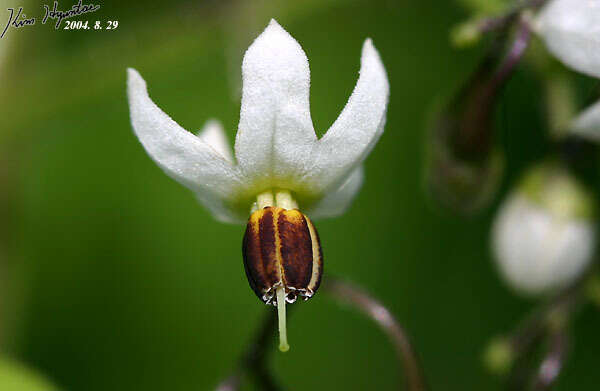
506, 282, 581, 390
215, 277, 426, 391
447, 16, 532, 161
488, 19, 531, 93
215, 309, 282, 391
475, 0, 549, 34
532, 331, 569, 391
325, 278, 427, 391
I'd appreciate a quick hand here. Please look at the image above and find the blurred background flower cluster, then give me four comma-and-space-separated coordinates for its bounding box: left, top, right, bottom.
1, 0, 600, 390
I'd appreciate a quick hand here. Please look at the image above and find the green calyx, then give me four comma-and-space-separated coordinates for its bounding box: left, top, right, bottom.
519, 163, 596, 221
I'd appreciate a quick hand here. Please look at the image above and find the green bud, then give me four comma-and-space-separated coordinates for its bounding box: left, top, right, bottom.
519, 163, 595, 221
451, 20, 482, 48
483, 336, 514, 375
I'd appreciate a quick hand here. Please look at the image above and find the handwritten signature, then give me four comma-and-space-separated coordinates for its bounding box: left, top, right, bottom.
1, 8, 35, 39
43, 0, 101, 29
1, 0, 101, 38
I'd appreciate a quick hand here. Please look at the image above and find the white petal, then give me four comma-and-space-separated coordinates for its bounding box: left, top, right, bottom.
127, 68, 242, 210
197, 119, 235, 164
303, 39, 389, 194
536, 0, 600, 78
570, 99, 600, 142
305, 166, 364, 218
194, 191, 245, 224
234, 19, 316, 185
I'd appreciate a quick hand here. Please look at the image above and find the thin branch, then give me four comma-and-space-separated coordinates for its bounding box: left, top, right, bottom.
510, 284, 577, 354
438, 15, 532, 163
215, 277, 426, 391
215, 309, 282, 391
506, 283, 581, 390
489, 18, 531, 93
474, 0, 549, 35
532, 331, 569, 391
324, 278, 427, 391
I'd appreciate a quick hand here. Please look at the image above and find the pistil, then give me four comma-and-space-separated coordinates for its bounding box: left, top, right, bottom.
276, 285, 289, 352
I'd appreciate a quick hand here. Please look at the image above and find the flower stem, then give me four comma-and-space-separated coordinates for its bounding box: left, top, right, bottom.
532, 331, 569, 391
214, 276, 425, 391
505, 281, 582, 390
215, 309, 282, 391
276, 286, 290, 352
472, 0, 549, 35
325, 278, 428, 391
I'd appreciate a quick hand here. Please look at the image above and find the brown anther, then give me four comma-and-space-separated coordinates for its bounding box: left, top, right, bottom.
242, 206, 323, 306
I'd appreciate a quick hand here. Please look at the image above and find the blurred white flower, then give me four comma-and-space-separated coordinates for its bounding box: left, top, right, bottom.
534, 0, 600, 143
127, 19, 389, 223
492, 165, 596, 296
535, 0, 600, 78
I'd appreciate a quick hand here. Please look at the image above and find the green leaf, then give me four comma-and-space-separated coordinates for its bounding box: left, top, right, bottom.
0, 358, 58, 391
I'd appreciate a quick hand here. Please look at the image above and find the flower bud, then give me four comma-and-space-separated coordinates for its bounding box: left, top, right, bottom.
491, 164, 596, 296
483, 336, 514, 376
426, 47, 508, 215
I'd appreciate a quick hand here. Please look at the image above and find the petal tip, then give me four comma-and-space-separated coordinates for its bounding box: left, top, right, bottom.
361, 38, 380, 62
360, 38, 388, 90
126, 67, 146, 93
261, 18, 286, 36
126, 67, 140, 80
196, 118, 221, 136
245, 19, 288, 64
204, 118, 222, 128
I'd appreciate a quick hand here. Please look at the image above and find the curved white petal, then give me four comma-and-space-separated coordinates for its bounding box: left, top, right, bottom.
536, 0, 600, 78
127, 68, 242, 208
234, 19, 316, 184
570, 99, 600, 142
303, 39, 389, 194
194, 191, 245, 224
306, 165, 364, 218
197, 119, 235, 164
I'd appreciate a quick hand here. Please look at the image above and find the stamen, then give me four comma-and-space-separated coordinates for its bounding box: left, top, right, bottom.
276, 286, 290, 352
275, 190, 298, 210
257, 191, 274, 209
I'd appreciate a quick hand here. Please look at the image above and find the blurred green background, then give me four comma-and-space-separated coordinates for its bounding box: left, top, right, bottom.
1, 0, 599, 390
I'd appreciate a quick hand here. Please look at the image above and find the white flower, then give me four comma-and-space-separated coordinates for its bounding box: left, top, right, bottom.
535, 0, 600, 78
127, 19, 389, 223
491, 165, 596, 297
534, 0, 600, 143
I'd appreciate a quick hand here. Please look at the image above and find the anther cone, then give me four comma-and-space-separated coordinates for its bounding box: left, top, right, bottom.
242, 206, 324, 351
242, 206, 323, 304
